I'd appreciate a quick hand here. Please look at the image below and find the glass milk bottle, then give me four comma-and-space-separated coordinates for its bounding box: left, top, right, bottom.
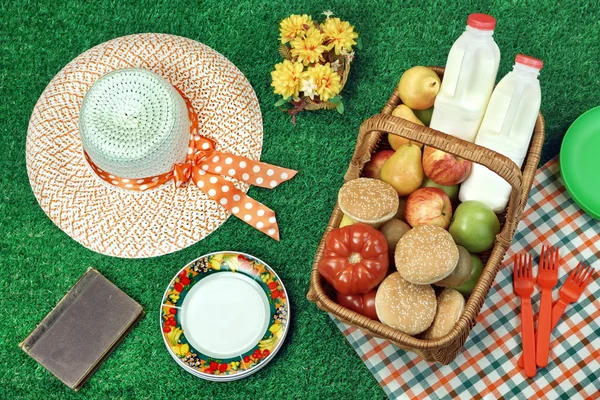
429, 13, 501, 142
459, 55, 543, 211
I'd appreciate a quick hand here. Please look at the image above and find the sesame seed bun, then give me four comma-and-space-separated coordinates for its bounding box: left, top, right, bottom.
375, 272, 436, 335
338, 178, 399, 227
394, 225, 459, 284
435, 246, 472, 287
422, 288, 465, 339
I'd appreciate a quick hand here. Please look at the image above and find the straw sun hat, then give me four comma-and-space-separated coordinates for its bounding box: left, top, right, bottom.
26, 33, 296, 258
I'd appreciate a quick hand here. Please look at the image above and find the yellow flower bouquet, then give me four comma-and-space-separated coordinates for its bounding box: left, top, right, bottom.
271, 11, 360, 121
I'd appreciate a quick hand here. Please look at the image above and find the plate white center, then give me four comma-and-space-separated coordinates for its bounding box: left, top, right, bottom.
180, 272, 271, 359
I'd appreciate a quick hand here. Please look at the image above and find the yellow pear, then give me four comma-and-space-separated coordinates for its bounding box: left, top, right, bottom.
397, 66, 441, 110
339, 214, 355, 227
389, 105, 424, 150
380, 143, 424, 196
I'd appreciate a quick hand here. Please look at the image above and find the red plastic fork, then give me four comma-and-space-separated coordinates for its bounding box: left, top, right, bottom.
551, 261, 595, 328
514, 252, 536, 378
518, 259, 596, 369
536, 245, 560, 367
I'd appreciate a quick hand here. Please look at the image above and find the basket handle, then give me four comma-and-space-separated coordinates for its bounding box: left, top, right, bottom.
352, 113, 525, 247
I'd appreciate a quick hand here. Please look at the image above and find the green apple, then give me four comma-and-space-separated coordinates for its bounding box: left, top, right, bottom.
455, 254, 484, 295
449, 201, 500, 252
413, 107, 433, 126
421, 177, 458, 201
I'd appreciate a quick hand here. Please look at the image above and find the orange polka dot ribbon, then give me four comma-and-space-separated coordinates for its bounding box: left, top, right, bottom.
84, 88, 297, 241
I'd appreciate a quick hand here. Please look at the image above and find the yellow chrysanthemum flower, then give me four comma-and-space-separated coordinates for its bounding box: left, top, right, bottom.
290, 28, 328, 66
271, 60, 305, 99
303, 63, 342, 101
322, 17, 359, 55
279, 14, 314, 44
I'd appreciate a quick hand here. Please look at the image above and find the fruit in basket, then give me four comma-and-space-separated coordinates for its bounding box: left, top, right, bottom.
455, 254, 484, 295
422, 288, 465, 339
394, 197, 407, 221
388, 105, 424, 150
339, 214, 355, 227
405, 187, 452, 229
449, 201, 501, 253
379, 219, 411, 258
375, 272, 436, 335
435, 245, 472, 287
363, 150, 394, 179
337, 289, 379, 321
421, 177, 458, 202
413, 107, 433, 126
396, 66, 441, 110
380, 144, 423, 196
318, 223, 389, 295
422, 146, 472, 186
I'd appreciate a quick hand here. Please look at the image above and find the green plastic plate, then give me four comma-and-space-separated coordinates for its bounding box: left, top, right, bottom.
560, 106, 600, 220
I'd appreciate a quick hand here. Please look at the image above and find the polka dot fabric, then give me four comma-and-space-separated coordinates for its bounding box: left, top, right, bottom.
86, 86, 297, 240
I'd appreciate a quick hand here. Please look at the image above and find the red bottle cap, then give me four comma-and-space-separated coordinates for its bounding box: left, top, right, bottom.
467, 13, 496, 31
515, 54, 544, 70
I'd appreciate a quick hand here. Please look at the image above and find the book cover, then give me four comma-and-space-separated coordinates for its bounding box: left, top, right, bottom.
19, 268, 144, 390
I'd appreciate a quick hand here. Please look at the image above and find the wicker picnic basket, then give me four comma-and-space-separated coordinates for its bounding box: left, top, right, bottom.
307, 67, 545, 364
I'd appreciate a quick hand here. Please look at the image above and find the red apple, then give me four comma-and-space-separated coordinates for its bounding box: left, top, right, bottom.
422, 146, 472, 186
363, 150, 394, 179
405, 187, 452, 229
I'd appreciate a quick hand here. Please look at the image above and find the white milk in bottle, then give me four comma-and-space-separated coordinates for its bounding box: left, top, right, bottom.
430, 13, 501, 142
459, 55, 543, 212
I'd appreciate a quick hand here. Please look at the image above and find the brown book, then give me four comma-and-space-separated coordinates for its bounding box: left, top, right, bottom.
19, 268, 144, 391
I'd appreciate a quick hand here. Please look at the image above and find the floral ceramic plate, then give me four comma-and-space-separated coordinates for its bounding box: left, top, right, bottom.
160, 252, 289, 381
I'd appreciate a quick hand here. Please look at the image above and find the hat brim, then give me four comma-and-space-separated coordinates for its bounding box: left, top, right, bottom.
26, 33, 263, 258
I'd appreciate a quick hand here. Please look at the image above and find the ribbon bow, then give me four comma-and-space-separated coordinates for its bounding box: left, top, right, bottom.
85, 89, 297, 240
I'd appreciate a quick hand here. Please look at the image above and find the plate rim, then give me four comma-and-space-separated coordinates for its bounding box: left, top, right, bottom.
560, 105, 600, 220
159, 250, 290, 381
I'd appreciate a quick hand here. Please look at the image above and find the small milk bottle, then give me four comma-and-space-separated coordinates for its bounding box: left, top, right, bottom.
459, 55, 543, 212
430, 13, 501, 142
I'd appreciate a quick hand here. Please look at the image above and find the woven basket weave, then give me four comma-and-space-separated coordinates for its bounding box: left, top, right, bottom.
307, 67, 545, 364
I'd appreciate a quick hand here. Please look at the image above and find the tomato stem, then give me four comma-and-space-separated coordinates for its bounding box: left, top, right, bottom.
348, 252, 362, 264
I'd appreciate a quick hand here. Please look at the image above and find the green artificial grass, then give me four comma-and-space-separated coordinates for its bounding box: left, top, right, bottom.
1, 0, 599, 398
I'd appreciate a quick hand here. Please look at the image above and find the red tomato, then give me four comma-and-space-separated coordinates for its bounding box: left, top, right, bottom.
174, 283, 184, 293
162, 326, 171, 333
268, 282, 278, 290
169, 308, 177, 315
209, 361, 218, 370
318, 224, 389, 295
243, 356, 251, 363
218, 363, 228, 373
337, 289, 379, 321
180, 277, 191, 285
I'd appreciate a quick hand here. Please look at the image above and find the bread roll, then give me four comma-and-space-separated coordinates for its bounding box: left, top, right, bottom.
375, 272, 436, 335
422, 288, 465, 339
395, 225, 459, 284
338, 178, 399, 227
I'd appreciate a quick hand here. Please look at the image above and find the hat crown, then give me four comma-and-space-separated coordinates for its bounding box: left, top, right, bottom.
79, 68, 190, 179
